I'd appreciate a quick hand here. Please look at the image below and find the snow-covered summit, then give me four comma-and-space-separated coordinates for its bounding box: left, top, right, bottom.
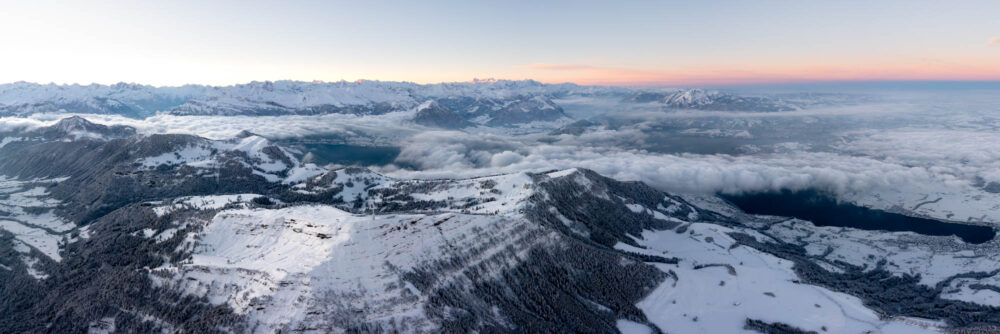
661, 88, 717, 106
624, 88, 798, 112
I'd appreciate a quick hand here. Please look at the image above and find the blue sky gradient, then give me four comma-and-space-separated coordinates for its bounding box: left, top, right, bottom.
1, 0, 998, 86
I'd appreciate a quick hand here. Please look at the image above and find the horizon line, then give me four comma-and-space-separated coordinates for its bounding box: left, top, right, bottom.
3, 78, 1000, 90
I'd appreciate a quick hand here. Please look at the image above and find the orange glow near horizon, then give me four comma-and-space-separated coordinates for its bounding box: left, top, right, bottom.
508, 57, 1000, 87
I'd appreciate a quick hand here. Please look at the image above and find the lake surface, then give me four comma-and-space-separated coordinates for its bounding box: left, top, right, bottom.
721, 190, 995, 244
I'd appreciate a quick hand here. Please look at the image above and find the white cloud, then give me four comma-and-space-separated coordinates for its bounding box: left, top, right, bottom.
0, 117, 47, 133
490, 151, 524, 167
836, 128, 1000, 183
387, 134, 944, 196
990, 37, 1000, 47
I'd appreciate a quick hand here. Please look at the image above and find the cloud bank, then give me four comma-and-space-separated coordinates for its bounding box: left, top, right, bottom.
385, 130, 957, 196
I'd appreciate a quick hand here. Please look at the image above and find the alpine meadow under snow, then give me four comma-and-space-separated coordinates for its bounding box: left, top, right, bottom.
1, 80, 1000, 333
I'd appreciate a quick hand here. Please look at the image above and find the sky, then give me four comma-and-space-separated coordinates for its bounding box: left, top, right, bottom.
1, 0, 998, 87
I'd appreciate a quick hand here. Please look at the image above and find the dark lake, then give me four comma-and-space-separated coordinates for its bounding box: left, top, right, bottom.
721, 190, 995, 244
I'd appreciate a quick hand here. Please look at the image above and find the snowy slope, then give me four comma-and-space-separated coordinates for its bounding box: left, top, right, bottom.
620, 224, 943, 334
128, 168, 977, 333
152, 205, 537, 332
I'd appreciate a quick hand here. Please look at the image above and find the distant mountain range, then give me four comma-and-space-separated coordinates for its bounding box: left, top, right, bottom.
0, 81, 866, 126
622, 89, 799, 112
0, 80, 574, 119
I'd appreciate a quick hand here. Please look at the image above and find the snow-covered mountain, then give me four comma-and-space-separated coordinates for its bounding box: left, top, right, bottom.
624, 88, 798, 112
0, 82, 204, 118
0, 80, 581, 120
0, 116, 997, 333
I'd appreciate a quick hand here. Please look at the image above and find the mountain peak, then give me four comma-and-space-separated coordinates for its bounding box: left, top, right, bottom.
472, 78, 499, 84
53, 116, 99, 132
234, 130, 261, 139
40, 116, 136, 140
414, 99, 471, 129
416, 99, 441, 111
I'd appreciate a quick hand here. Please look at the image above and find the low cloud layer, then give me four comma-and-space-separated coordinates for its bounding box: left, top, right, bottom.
385, 130, 958, 196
